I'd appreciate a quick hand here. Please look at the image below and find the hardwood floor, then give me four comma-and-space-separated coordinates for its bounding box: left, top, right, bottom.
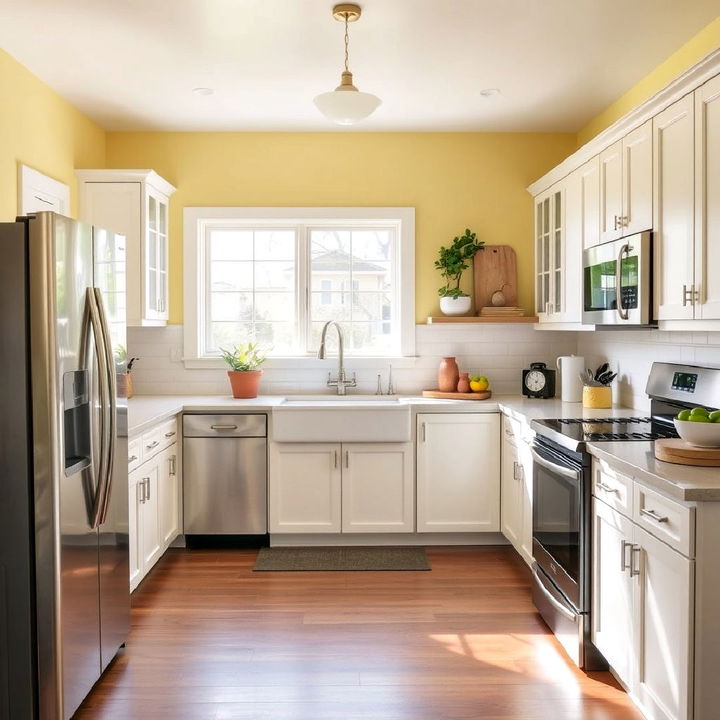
76, 546, 642, 719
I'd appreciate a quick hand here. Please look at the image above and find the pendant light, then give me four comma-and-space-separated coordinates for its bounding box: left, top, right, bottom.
314, 3, 381, 125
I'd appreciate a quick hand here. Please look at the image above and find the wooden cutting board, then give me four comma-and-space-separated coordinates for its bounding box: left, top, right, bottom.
474, 245, 518, 311
655, 439, 720, 466
422, 390, 492, 401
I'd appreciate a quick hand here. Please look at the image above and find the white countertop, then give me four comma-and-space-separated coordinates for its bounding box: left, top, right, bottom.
128, 393, 720, 502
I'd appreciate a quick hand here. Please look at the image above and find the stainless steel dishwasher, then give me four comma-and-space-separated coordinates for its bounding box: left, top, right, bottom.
183, 414, 267, 535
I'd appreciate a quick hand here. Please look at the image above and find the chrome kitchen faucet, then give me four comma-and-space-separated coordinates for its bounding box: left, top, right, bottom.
317, 321, 357, 395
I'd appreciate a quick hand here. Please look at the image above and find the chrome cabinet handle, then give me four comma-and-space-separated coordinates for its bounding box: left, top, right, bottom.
596, 481, 618, 494
129, 455, 138, 463
421, 423, 426, 442
334, 450, 338, 469
210, 424, 238, 430
137, 482, 143, 505
145, 478, 151, 502
169, 455, 177, 476
640, 508, 669, 523
146, 440, 160, 450
613, 215, 619, 231
345, 451, 349, 469
630, 545, 641, 577
620, 539, 631, 572
682, 284, 696, 307
164, 431, 176, 438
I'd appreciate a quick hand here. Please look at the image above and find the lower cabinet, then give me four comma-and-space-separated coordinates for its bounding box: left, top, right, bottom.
128, 424, 181, 592
500, 416, 533, 565
416, 413, 500, 533
269, 442, 413, 534
592, 495, 694, 720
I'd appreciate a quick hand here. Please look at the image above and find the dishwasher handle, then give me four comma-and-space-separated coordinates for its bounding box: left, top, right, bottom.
210, 424, 238, 430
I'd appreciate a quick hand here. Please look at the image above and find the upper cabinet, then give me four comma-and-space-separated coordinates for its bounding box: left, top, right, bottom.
76, 170, 176, 327
599, 120, 653, 243
578, 157, 601, 249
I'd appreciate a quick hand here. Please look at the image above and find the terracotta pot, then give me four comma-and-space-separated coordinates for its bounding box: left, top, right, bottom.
457, 372, 470, 393
438, 357, 459, 393
227, 369, 263, 399
116, 373, 133, 398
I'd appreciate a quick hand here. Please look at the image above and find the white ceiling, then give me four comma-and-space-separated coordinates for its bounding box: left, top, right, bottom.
1, 0, 718, 132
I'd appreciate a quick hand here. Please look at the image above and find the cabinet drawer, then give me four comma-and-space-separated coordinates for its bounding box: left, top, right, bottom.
502, 414, 534, 447
142, 417, 178, 461
593, 460, 632, 517
633, 482, 694, 557
128, 438, 142, 472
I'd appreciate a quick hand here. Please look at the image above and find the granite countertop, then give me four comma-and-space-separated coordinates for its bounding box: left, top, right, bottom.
587, 442, 720, 502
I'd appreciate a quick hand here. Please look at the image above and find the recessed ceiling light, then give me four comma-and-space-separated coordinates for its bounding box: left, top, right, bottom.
479, 88, 501, 98
192, 87, 214, 96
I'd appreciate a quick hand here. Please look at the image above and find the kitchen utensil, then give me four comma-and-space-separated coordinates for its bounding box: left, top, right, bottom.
594, 362, 609, 381
655, 438, 720, 466
556, 355, 585, 402
473, 245, 518, 313
673, 419, 720, 448
422, 389, 492, 401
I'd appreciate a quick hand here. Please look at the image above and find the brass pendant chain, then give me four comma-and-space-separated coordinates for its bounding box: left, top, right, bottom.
344, 14, 350, 72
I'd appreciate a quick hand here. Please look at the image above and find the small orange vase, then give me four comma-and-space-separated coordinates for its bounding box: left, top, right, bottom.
227, 370, 263, 399
457, 372, 470, 393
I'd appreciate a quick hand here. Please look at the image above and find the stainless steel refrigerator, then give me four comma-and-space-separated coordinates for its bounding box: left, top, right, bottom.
0, 211, 129, 719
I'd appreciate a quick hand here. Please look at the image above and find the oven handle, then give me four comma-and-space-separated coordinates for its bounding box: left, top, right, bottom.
532, 565, 577, 622
531, 447, 580, 480
615, 242, 631, 321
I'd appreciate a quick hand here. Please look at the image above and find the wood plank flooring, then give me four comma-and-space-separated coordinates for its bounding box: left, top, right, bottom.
76, 546, 642, 719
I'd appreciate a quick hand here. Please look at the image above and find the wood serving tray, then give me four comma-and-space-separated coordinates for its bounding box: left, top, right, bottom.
654, 438, 720, 467
422, 389, 492, 401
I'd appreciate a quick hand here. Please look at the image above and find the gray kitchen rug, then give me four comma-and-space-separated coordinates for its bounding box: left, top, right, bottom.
253, 546, 430, 572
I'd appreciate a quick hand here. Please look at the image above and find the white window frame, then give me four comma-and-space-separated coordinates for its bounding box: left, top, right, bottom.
184, 207, 415, 368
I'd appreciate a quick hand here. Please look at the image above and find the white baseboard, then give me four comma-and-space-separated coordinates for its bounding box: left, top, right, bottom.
269, 532, 509, 547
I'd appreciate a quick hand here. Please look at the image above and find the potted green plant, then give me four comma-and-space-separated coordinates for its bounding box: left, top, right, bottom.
220, 342, 268, 398
435, 228, 484, 315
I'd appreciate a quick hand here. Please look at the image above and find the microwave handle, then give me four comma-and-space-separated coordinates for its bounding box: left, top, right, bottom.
616, 242, 630, 321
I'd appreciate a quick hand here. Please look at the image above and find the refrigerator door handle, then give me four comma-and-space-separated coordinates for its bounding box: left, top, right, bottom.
86, 288, 111, 530
94, 287, 117, 525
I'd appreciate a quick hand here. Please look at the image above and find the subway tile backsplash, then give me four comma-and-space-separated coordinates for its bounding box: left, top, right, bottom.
127, 324, 577, 397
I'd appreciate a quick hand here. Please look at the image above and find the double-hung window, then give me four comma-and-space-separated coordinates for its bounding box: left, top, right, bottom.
184, 208, 415, 365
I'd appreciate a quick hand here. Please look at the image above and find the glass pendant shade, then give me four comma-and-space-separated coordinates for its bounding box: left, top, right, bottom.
313, 87, 381, 125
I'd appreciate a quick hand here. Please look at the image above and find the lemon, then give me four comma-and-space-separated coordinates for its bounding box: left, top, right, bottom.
470, 377, 489, 392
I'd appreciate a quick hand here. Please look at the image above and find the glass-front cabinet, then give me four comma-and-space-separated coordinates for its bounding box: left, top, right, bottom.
76, 169, 176, 327
535, 183, 564, 321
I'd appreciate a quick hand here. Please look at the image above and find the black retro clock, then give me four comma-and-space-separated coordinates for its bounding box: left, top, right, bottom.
522, 362, 556, 399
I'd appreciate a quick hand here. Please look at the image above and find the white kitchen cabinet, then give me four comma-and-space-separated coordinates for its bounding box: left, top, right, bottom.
128, 470, 142, 591
342, 443, 414, 533
139, 463, 162, 573
534, 183, 566, 321
592, 487, 694, 720
500, 416, 533, 565
592, 497, 634, 685
270, 443, 342, 533
579, 156, 601, 249
694, 74, 720, 320
270, 442, 413, 534
654, 95, 696, 321
416, 413, 500, 533
600, 120, 653, 243
76, 169, 176, 326
158, 446, 180, 548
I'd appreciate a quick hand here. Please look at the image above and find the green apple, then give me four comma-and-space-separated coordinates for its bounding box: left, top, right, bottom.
470, 375, 481, 383
709, 410, 720, 423
677, 409, 692, 421
689, 414, 711, 423
690, 406, 709, 417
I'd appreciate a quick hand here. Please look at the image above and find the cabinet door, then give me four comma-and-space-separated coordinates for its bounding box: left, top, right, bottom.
158, 446, 180, 548
654, 95, 695, 320
417, 414, 500, 533
562, 169, 584, 322
633, 525, 694, 720
549, 186, 565, 319
269, 444, 341, 533
517, 439, 534, 566
622, 119, 653, 235
535, 193, 552, 318
144, 190, 169, 322
592, 498, 634, 685
140, 464, 162, 572
695, 75, 720, 320
500, 434, 521, 548
128, 469, 143, 592
599, 140, 623, 243
342, 443, 413, 533
580, 157, 601, 249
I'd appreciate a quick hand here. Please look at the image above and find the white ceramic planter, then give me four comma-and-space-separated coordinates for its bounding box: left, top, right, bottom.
440, 296, 472, 316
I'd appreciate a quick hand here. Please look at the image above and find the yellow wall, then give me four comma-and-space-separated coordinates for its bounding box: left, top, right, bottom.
577, 15, 720, 146
106, 132, 575, 323
0, 49, 105, 219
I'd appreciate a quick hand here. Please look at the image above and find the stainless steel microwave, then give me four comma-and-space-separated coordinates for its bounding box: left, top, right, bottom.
582, 232, 653, 326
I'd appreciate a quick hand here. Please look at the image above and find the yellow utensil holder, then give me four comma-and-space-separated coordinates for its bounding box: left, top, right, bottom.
583, 385, 612, 409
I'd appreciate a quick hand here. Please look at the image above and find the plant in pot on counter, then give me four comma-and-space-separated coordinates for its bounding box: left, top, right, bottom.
221, 342, 268, 399
435, 228, 484, 316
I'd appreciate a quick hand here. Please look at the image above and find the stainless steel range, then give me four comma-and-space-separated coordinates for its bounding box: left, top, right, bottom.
528, 362, 720, 671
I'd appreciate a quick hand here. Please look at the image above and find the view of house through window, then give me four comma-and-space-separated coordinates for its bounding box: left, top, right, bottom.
204, 222, 398, 357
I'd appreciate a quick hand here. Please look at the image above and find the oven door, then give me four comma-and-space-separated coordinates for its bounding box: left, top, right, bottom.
532, 443, 584, 610
582, 231, 652, 325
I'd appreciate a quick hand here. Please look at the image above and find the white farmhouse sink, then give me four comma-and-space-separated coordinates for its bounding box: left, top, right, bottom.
273, 396, 411, 442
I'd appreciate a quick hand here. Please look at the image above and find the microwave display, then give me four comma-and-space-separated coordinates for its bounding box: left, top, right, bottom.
583, 256, 639, 313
